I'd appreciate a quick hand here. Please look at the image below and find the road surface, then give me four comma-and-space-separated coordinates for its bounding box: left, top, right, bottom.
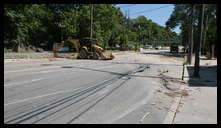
4, 50, 184, 124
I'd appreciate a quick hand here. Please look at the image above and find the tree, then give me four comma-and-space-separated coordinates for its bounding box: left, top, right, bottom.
187, 4, 194, 64
4, 4, 182, 52
193, 4, 204, 77
166, 4, 217, 56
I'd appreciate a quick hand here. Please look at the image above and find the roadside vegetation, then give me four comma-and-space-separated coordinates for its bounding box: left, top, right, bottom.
4, 4, 178, 52
166, 4, 217, 56
4, 4, 216, 60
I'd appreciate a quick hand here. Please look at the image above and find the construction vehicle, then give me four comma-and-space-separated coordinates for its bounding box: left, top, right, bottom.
53, 38, 114, 60
170, 43, 185, 53
170, 44, 179, 53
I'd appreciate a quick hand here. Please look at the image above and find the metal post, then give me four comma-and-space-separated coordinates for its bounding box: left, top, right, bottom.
182, 63, 185, 80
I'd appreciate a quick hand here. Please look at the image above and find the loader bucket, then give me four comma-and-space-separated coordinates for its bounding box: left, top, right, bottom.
100, 51, 115, 60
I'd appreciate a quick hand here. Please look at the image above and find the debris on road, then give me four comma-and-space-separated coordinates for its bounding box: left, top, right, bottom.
164, 90, 189, 98
139, 112, 150, 123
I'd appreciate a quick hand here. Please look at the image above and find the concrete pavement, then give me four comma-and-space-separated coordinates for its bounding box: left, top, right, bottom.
4, 50, 216, 124
173, 59, 217, 124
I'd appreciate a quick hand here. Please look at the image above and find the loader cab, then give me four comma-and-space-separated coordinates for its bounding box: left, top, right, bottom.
63, 40, 79, 52
79, 38, 99, 52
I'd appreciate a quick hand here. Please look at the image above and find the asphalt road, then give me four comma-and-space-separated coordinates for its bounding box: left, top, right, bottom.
4, 51, 183, 124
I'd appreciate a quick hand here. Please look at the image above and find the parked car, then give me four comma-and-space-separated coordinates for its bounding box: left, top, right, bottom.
170, 45, 178, 53
145, 45, 153, 49
170, 44, 184, 53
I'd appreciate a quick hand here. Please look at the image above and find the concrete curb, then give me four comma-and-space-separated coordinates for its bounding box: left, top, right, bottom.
163, 65, 189, 124
4, 58, 67, 64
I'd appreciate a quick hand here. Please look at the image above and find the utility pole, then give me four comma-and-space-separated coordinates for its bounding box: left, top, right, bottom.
90, 4, 93, 38
193, 4, 204, 77
187, 4, 194, 64
128, 10, 130, 28
203, 12, 208, 55
139, 24, 141, 50
124, 10, 129, 47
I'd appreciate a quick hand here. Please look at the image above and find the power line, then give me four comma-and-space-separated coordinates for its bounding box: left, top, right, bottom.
116, 4, 137, 8
131, 5, 173, 15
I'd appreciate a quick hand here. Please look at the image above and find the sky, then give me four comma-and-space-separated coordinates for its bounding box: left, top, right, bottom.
116, 4, 181, 34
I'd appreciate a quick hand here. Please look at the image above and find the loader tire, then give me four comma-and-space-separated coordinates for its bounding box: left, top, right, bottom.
79, 49, 87, 59
92, 52, 100, 60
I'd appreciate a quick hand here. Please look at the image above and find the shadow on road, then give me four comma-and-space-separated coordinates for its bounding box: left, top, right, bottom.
142, 50, 186, 58
110, 61, 182, 67
61, 65, 182, 80
186, 65, 217, 87
41, 64, 54, 66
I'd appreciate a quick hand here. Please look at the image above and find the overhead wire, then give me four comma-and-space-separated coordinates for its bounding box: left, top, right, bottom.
130, 5, 173, 15
116, 4, 137, 8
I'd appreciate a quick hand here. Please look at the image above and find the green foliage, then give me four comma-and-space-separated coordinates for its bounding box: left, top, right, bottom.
4, 4, 182, 52
166, 4, 217, 52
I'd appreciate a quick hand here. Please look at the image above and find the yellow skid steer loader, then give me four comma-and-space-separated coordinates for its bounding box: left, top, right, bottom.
53, 38, 114, 60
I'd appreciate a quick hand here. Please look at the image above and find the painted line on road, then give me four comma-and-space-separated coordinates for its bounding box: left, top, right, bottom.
4, 62, 117, 73
4, 64, 119, 88
4, 66, 61, 73
4, 78, 44, 87
4, 85, 96, 107
4, 73, 117, 106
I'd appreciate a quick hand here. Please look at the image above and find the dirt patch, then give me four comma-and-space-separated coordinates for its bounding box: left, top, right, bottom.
158, 72, 182, 91
164, 90, 189, 98
158, 54, 184, 62
158, 70, 189, 98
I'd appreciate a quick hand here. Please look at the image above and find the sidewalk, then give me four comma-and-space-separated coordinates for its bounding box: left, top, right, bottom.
173, 59, 217, 124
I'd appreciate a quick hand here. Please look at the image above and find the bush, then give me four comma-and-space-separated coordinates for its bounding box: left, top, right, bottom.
4, 48, 13, 53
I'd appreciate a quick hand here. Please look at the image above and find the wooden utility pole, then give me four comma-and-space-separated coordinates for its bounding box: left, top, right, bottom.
139, 24, 141, 50
203, 13, 208, 55
124, 10, 127, 47
193, 4, 204, 77
90, 4, 93, 38
187, 4, 194, 64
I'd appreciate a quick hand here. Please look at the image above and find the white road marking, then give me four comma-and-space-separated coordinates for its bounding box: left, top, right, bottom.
4, 64, 128, 106
4, 64, 119, 88
35, 70, 61, 74
4, 78, 44, 87
4, 85, 96, 106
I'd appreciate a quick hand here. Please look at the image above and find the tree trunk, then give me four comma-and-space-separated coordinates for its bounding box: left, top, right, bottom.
211, 44, 215, 59
187, 4, 194, 64
16, 43, 21, 53
202, 14, 208, 55
193, 4, 204, 77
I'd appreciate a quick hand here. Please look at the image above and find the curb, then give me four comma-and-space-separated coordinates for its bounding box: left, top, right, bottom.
163, 65, 189, 124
